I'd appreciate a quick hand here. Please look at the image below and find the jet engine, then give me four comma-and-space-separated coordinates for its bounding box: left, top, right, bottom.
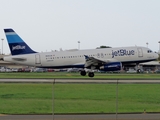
99, 62, 122, 71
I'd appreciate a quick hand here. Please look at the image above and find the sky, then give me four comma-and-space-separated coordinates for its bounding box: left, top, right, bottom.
0, 0, 160, 54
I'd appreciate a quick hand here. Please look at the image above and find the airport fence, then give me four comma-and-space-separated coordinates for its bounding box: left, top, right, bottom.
0, 79, 160, 120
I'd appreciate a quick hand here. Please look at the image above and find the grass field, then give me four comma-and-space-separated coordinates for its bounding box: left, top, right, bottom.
0, 72, 160, 79
0, 83, 160, 114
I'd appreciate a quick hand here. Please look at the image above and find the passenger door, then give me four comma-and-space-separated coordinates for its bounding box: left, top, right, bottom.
137, 48, 143, 57
35, 54, 41, 64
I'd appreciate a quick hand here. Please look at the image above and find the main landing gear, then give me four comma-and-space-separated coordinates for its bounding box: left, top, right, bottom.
137, 69, 141, 73
80, 70, 94, 77
136, 63, 142, 73
88, 72, 94, 77
80, 70, 86, 76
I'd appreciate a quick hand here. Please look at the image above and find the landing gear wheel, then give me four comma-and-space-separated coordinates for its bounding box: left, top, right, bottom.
88, 72, 94, 77
80, 70, 86, 76
137, 69, 141, 73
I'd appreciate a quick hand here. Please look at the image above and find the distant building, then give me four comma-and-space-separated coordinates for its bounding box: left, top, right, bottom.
139, 61, 160, 71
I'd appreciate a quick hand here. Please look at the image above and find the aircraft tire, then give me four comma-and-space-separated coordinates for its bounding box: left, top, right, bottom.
88, 72, 94, 77
137, 69, 141, 73
80, 70, 86, 76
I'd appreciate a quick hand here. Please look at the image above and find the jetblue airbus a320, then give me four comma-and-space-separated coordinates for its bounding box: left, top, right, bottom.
3, 28, 158, 77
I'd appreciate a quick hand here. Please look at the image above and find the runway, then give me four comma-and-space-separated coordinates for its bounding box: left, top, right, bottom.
0, 78, 160, 120
1, 113, 160, 120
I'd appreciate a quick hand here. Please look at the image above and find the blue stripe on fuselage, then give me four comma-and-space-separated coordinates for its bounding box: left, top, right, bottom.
39, 64, 85, 69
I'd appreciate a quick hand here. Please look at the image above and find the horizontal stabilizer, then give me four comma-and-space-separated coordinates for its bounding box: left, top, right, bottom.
12, 57, 27, 61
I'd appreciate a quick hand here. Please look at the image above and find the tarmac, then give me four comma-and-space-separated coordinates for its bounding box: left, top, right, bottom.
1, 113, 160, 120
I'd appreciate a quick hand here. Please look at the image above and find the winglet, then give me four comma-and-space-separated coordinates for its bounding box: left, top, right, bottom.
84, 55, 89, 59
4, 28, 37, 55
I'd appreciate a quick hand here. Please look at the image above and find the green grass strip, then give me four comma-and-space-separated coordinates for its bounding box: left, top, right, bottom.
0, 72, 160, 79
0, 83, 160, 114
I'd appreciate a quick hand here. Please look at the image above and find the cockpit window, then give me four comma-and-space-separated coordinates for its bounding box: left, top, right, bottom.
147, 50, 152, 53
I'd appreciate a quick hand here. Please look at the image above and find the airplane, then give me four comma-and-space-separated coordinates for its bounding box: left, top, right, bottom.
2, 28, 159, 77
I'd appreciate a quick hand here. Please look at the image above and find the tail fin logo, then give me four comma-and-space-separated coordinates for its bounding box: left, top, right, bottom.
12, 45, 26, 51
4, 28, 37, 55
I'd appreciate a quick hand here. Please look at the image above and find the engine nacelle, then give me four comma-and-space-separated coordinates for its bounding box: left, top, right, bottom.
99, 62, 122, 71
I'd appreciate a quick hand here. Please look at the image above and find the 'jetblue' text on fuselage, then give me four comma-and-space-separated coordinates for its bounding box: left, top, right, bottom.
112, 49, 135, 58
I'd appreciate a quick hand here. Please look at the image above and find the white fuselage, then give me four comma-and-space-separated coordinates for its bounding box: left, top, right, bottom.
3, 46, 158, 68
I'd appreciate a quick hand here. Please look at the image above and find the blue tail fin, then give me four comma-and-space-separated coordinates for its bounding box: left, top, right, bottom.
4, 29, 37, 55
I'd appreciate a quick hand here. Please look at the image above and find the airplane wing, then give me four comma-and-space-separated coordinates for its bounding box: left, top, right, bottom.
84, 55, 118, 68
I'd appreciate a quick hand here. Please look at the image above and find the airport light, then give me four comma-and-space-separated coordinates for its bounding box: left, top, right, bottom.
158, 41, 160, 54
78, 41, 80, 50
146, 42, 148, 48
158, 41, 160, 50
1, 38, 4, 55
